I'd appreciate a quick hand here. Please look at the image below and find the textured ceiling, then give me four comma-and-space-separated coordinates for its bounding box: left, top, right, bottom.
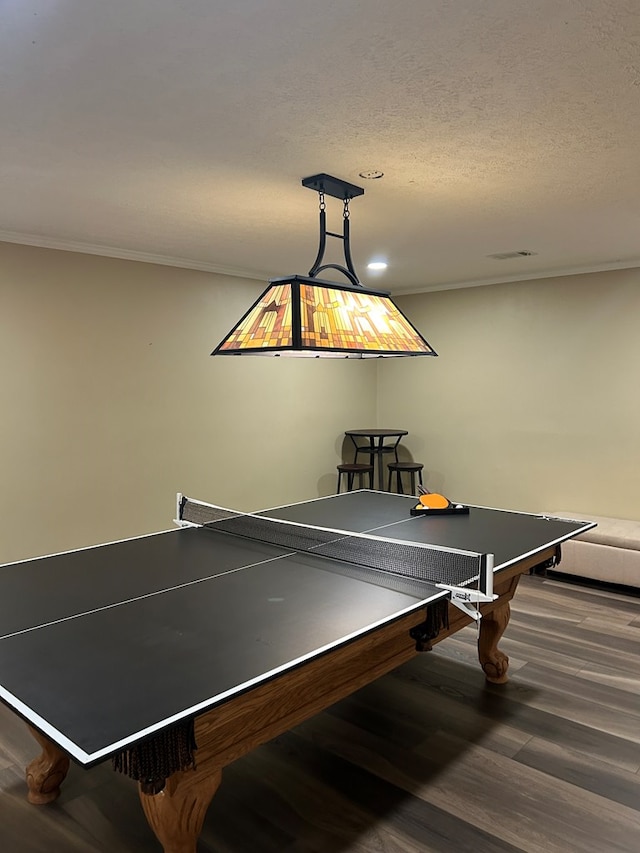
1, 0, 639, 293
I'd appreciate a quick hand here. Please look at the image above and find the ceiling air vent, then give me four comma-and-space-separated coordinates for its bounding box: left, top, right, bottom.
487, 250, 537, 260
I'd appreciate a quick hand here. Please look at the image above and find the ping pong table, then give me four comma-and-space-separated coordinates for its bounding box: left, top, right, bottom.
0, 489, 593, 852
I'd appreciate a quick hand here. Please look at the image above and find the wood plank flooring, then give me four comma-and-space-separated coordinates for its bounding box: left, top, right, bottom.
1, 573, 640, 852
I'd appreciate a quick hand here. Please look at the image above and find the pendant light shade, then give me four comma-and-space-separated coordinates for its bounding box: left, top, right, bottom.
211, 174, 437, 359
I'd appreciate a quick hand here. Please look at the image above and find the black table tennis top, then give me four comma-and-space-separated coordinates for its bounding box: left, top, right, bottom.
263, 490, 586, 569
0, 490, 592, 766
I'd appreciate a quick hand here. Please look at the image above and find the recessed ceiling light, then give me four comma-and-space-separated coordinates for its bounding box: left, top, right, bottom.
367, 261, 388, 270
358, 170, 384, 180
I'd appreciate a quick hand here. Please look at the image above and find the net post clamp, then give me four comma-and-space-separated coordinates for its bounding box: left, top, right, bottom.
435, 585, 497, 621
436, 553, 496, 621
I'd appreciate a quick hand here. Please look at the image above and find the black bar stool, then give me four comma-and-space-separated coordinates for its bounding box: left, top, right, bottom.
387, 462, 424, 495
337, 463, 374, 493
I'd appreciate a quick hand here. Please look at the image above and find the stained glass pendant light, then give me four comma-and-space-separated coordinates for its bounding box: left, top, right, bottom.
211, 174, 437, 358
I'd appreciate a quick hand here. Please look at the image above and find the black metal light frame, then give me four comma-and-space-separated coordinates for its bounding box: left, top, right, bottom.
211, 173, 437, 359
302, 173, 364, 286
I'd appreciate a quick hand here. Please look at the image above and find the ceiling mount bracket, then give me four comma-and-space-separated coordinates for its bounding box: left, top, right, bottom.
302, 173, 364, 287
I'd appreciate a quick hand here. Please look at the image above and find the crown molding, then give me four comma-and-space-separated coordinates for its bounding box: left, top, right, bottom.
2, 229, 639, 295
393, 259, 640, 296
0, 230, 267, 282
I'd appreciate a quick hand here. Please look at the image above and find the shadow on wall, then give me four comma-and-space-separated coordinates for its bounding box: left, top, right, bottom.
318, 472, 338, 496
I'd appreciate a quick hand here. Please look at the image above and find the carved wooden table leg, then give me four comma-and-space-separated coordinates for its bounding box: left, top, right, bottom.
478, 600, 511, 683
138, 766, 222, 853
25, 726, 71, 804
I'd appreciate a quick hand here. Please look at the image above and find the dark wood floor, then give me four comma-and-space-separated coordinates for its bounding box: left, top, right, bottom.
2, 573, 640, 852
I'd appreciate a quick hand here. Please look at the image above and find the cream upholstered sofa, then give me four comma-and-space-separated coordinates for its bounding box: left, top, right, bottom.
548, 511, 640, 588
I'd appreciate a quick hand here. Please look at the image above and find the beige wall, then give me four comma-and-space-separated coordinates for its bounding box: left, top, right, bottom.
0, 242, 376, 563
3, 242, 637, 565
381, 268, 640, 520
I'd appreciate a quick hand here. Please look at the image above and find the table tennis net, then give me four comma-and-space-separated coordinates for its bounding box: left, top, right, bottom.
178, 496, 484, 589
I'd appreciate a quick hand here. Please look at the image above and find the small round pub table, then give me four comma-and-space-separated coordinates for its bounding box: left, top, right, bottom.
345, 428, 408, 490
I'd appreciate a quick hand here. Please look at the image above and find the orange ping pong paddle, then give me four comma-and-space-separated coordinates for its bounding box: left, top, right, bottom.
418, 493, 450, 510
